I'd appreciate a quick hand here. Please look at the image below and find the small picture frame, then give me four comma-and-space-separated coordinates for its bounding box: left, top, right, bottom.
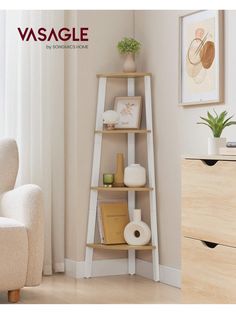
114, 96, 142, 129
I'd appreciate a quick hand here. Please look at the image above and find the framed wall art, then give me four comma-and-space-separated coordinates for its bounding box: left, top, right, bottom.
114, 96, 142, 129
179, 10, 224, 106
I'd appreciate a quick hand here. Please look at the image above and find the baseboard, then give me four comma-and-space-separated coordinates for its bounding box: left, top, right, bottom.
136, 259, 181, 288
135, 258, 153, 280
65, 258, 181, 288
159, 264, 181, 288
65, 258, 128, 278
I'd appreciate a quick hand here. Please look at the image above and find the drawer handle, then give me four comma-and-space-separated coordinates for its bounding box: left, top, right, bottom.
201, 159, 218, 166
201, 240, 218, 249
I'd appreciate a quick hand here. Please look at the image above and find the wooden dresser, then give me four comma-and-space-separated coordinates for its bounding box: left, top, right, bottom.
182, 155, 236, 303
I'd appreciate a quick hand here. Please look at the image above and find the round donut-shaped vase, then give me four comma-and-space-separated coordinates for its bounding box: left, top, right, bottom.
124, 209, 151, 245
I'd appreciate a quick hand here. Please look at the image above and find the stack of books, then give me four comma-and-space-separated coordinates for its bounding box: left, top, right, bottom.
219, 142, 236, 155
97, 201, 129, 244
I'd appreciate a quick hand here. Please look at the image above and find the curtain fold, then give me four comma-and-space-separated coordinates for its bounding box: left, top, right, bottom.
0, 10, 65, 275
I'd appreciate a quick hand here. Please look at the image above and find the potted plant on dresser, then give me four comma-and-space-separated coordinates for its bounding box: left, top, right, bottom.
197, 110, 236, 154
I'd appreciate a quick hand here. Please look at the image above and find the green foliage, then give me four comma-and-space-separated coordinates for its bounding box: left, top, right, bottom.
117, 37, 141, 54
197, 110, 236, 137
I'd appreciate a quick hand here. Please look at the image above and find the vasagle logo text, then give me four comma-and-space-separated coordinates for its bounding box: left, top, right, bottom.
17, 27, 89, 41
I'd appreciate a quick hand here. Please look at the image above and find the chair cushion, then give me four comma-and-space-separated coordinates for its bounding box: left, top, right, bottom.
0, 217, 28, 292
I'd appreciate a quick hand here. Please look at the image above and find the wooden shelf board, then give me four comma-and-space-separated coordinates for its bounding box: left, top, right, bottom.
95, 129, 151, 134
87, 243, 155, 250
97, 72, 151, 78
91, 186, 153, 191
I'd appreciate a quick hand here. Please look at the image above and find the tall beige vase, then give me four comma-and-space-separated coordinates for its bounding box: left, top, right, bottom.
123, 53, 136, 72
113, 153, 124, 187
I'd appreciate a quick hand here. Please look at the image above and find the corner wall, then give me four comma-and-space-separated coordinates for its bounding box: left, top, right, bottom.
135, 10, 236, 270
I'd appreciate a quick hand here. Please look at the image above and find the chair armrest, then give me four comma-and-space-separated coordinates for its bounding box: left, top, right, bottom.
0, 184, 44, 286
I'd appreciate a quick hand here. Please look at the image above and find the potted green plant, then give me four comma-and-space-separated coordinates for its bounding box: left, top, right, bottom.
197, 110, 236, 154
117, 37, 141, 73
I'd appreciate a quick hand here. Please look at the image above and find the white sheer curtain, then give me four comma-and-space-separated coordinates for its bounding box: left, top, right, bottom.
0, 10, 65, 275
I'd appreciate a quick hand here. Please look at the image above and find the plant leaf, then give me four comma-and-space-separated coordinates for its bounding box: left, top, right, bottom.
218, 110, 228, 124
199, 116, 215, 128
224, 121, 236, 127
213, 109, 219, 119
223, 115, 234, 126
197, 122, 213, 130
207, 111, 215, 122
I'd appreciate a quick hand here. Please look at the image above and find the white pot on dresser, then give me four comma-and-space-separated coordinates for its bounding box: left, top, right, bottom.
208, 137, 226, 155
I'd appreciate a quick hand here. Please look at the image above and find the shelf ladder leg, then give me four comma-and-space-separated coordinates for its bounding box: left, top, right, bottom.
127, 77, 136, 275
144, 75, 160, 282
85, 77, 107, 278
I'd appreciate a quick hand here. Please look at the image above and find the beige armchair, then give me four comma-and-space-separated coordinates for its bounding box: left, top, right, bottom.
0, 139, 44, 303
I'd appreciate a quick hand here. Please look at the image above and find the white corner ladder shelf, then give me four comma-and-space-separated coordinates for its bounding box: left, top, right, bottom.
85, 72, 160, 281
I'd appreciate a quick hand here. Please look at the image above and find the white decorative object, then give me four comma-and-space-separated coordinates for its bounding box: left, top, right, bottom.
102, 110, 119, 130
208, 137, 226, 155
124, 164, 146, 187
123, 53, 136, 73
124, 209, 151, 245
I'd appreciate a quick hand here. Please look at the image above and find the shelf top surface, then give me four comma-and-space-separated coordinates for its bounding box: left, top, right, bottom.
95, 129, 151, 134
183, 154, 236, 161
96, 72, 151, 78
87, 243, 155, 250
91, 186, 153, 191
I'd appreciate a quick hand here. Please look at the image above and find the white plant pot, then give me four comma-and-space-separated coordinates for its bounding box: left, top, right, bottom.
124, 209, 151, 246
124, 164, 146, 187
208, 137, 226, 155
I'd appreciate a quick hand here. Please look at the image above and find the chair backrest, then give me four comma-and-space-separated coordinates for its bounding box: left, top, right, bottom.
0, 138, 19, 194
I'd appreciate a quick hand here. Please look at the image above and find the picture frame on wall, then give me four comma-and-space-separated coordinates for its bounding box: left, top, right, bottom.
179, 10, 224, 106
114, 96, 142, 129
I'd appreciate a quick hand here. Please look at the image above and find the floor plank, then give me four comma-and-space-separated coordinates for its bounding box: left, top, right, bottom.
0, 274, 181, 304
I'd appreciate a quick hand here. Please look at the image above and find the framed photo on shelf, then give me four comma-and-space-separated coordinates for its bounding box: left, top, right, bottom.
179, 10, 224, 106
114, 96, 142, 129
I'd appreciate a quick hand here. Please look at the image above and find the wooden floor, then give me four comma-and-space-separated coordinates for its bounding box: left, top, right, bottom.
0, 274, 181, 304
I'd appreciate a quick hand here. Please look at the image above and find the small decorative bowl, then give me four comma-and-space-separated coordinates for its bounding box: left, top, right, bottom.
103, 123, 116, 130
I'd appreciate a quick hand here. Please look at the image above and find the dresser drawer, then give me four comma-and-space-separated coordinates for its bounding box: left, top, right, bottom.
182, 236, 236, 303
182, 159, 236, 247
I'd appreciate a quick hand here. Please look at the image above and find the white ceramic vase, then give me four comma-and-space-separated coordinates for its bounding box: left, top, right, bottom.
124, 209, 151, 246
208, 137, 226, 155
123, 53, 136, 72
124, 164, 146, 187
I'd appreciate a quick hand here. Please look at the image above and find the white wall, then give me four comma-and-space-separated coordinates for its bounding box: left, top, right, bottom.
135, 10, 236, 270
64, 11, 134, 262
